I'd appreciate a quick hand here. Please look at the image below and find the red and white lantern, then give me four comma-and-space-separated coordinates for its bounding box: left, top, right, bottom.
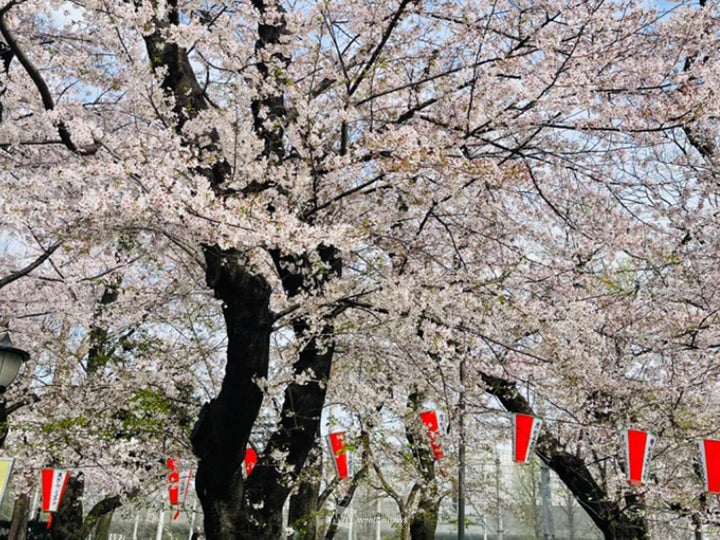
512, 413, 543, 463
41, 469, 70, 529
698, 439, 720, 493
327, 431, 350, 480
622, 429, 656, 486
244, 447, 258, 477
419, 410, 444, 460
166, 459, 180, 505
166, 461, 194, 520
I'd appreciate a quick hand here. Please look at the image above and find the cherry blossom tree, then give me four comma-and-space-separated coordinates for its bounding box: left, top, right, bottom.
4, 0, 720, 539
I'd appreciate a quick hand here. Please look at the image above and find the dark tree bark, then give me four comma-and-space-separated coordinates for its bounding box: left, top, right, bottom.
0, 395, 7, 450
191, 247, 340, 538
0, 241, 60, 290
191, 247, 273, 538
7, 493, 29, 540
243, 249, 339, 537
49, 474, 84, 540
79, 495, 122, 540
142, 0, 342, 536
288, 477, 320, 540
405, 392, 440, 540
409, 493, 440, 540
46, 475, 121, 540
287, 433, 322, 540
191, 244, 341, 540
481, 372, 649, 540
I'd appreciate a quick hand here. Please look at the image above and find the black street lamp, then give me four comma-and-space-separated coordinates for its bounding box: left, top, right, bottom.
0, 334, 29, 447
0, 334, 29, 390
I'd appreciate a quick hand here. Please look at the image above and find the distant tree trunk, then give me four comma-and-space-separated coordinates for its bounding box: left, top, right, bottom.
288, 435, 322, 539
409, 493, 440, 540
482, 373, 649, 540
93, 512, 113, 540
42, 486, 120, 540
406, 392, 440, 540
322, 430, 370, 540
8, 493, 29, 540
513, 459, 542, 540
692, 513, 704, 540
50, 474, 84, 540
400, 515, 411, 540
80, 495, 122, 540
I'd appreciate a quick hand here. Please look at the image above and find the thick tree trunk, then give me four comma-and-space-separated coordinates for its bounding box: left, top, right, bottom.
409, 494, 440, 540
242, 321, 334, 535
192, 245, 340, 539
482, 373, 649, 540
192, 247, 274, 539
288, 437, 321, 539
142, 0, 335, 533
288, 479, 320, 539
8, 493, 29, 540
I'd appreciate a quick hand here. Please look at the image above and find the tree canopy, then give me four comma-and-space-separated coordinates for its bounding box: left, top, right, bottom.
3, 0, 720, 537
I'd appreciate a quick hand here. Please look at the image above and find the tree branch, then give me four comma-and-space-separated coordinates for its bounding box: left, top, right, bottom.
480, 371, 649, 539
348, 0, 416, 96
0, 240, 60, 290
0, 6, 98, 154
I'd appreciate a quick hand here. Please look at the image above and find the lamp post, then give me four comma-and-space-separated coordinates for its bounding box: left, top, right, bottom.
458, 358, 466, 540
0, 333, 29, 447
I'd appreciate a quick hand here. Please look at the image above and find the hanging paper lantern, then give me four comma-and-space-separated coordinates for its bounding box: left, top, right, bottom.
698, 439, 720, 493
166, 459, 180, 505
244, 447, 257, 477
41, 469, 70, 529
623, 429, 656, 486
327, 431, 350, 480
419, 410, 444, 460
512, 413, 543, 463
166, 461, 194, 520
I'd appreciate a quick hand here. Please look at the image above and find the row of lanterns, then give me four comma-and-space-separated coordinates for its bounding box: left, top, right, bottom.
33, 411, 720, 527
3, 332, 716, 512
512, 415, 660, 488
238, 410, 446, 483
227, 410, 720, 496
506, 414, 718, 492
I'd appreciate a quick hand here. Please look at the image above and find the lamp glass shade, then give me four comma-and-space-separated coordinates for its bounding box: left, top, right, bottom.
0, 350, 23, 389
0, 335, 28, 389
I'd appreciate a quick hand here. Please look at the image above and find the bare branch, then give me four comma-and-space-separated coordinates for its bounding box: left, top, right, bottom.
0, 240, 61, 290
0, 5, 98, 154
